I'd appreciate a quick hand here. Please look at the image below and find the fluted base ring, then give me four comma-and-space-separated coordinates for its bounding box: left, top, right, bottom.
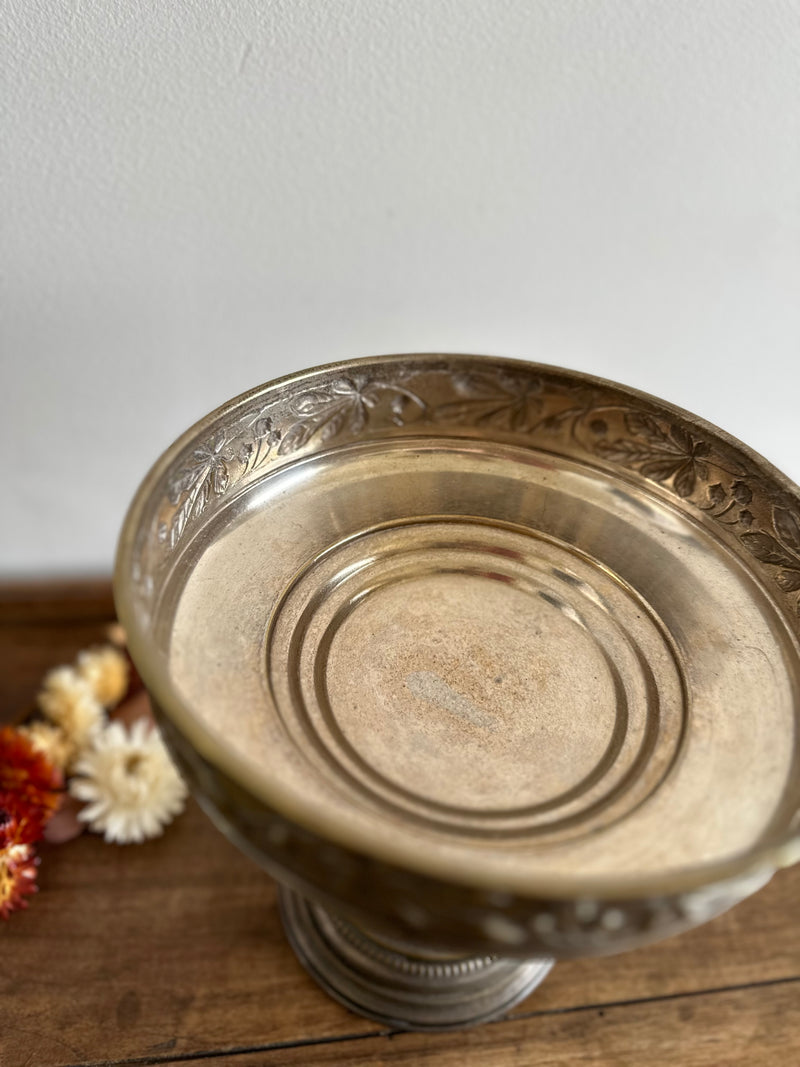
278, 886, 553, 1031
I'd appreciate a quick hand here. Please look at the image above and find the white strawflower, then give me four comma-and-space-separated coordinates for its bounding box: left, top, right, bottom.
19, 721, 72, 771
76, 645, 130, 708
37, 667, 105, 754
69, 719, 188, 844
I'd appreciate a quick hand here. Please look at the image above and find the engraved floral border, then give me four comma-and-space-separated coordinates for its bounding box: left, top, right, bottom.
589, 408, 800, 618
149, 373, 430, 556
142, 362, 800, 623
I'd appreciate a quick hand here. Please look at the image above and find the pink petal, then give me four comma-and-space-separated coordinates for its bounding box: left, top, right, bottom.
43, 794, 85, 844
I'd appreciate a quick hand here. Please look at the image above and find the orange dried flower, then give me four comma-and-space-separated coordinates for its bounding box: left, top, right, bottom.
0, 726, 64, 830
0, 791, 49, 846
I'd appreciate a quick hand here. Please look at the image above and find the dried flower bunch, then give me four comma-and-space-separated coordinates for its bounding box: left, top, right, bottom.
0, 728, 63, 918
0, 632, 187, 919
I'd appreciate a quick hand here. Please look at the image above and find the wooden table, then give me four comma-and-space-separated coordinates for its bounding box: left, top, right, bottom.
2, 583, 799, 1067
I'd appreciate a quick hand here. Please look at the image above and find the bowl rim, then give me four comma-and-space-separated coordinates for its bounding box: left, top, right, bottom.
114, 352, 800, 902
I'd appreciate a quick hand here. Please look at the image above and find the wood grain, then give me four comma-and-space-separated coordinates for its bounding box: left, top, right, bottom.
1, 582, 799, 1067
0, 580, 115, 722
170, 982, 799, 1066
0, 579, 114, 623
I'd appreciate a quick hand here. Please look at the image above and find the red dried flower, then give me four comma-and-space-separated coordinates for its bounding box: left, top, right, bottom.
0, 726, 63, 830
0, 805, 17, 848
0, 837, 39, 918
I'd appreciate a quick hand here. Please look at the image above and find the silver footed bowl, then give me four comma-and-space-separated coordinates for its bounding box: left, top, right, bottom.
115, 354, 800, 1031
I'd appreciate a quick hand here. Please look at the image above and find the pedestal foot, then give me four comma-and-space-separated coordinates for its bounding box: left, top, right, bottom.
278, 886, 553, 1032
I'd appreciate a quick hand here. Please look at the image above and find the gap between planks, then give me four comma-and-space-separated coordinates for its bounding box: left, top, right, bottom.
56, 974, 800, 1067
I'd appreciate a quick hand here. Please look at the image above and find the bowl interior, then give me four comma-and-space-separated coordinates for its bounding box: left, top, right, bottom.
116, 355, 800, 900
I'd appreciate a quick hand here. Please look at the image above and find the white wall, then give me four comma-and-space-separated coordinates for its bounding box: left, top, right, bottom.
3, 0, 799, 575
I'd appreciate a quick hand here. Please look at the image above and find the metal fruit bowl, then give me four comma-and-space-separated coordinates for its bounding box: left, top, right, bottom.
115, 354, 800, 1030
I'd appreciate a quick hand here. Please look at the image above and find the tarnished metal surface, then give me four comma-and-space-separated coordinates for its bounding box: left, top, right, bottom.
116, 354, 800, 1026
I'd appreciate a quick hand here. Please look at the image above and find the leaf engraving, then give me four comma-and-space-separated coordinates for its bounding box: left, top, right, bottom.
164, 431, 230, 549
673, 462, 701, 500
776, 570, 800, 593
736, 505, 800, 607
639, 456, 689, 482
597, 412, 709, 498
669, 424, 694, 455
434, 372, 543, 432
740, 533, 798, 568
277, 419, 315, 455
773, 507, 800, 554
318, 405, 349, 443
291, 391, 338, 417
278, 377, 426, 456
625, 411, 671, 445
